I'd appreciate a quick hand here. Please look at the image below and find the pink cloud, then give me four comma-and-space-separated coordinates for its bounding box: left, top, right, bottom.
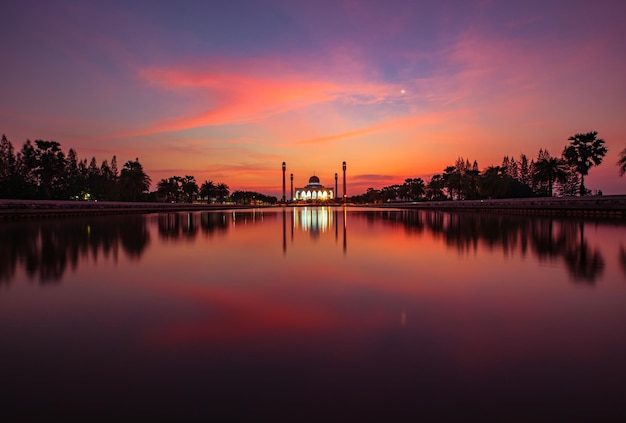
126, 67, 340, 136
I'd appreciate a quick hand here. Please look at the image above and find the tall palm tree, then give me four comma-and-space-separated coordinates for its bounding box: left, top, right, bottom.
563, 131, 607, 195
118, 158, 151, 201
199, 180, 216, 204
215, 182, 230, 203
618, 148, 626, 176
533, 156, 569, 197
157, 177, 179, 202
181, 175, 199, 203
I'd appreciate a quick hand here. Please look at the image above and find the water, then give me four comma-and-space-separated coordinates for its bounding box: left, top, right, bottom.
1, 207, 626, 420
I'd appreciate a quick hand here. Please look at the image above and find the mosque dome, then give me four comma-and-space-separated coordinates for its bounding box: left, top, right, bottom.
308, 175, 320, 184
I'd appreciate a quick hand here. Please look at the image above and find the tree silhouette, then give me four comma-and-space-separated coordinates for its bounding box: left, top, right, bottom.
64, 148, 83, 199
518, 153, 532, 188
181, 175, 199, 203
618, 148, 626, 176
0, 134, 16, 197
118, 158, 151, 201
215, 182, 230, 203
231, 190, 276, 204
479, 166, 508, 198
443, 166, 460, 200
157, 177, 180, 202
405, 178, 425, 200
199, 180, 216, 204
425, 174, 446, 200
563, 131, 607, 195
33, 140, 66, 199
533, 155, 569, 197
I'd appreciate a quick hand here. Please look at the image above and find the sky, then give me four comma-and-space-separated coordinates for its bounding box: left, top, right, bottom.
2, 0, 625, 197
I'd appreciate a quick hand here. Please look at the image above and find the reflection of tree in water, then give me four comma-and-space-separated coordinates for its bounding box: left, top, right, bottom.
120, 216, 151, 258
0, 215, 149, 284
200, 212, 227, 235
620, 246, 626, 280
561, 222, 604, 284
158, 213, 200, 240
370, 210, 614, 284
156, 211, 273, 241
528, 219, 567, 260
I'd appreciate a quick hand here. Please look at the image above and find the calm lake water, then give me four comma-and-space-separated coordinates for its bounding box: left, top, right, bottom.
2, 207, 626, 420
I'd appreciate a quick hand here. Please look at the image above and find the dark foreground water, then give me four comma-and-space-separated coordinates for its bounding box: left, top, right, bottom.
1, 207, 626, 421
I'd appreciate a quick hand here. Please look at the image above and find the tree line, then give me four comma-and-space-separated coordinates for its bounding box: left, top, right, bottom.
0, 134, 277, 204
0, 135, 151, 201
155, 177, 277, 204
353, 131, 623, 203
2, 131, 622, 204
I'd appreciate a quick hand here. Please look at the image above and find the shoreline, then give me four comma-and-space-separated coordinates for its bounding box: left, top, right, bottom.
373, 195, 626, 218
1, 195, 626, 219
0, 199, 259, 220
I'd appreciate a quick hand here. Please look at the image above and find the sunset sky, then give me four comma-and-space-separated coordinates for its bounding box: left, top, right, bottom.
2, 0, 625, 196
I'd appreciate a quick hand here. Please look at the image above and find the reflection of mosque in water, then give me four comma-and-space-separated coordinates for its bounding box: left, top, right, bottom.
294, 207, 333, 233
282, 207, 347, 254
2, 209, 623, 285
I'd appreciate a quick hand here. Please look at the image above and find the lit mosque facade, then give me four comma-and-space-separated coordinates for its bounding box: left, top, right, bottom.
295, 175, 334, 201
281, 161, 346, 203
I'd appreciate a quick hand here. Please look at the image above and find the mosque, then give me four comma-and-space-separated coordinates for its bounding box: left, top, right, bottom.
282, 161, 347, 203
295, 175, 334, 201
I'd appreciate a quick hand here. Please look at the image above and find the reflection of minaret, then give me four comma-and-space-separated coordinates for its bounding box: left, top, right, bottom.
282, 162, 286, 202
342, 161, 347, 203
335, 173, 338, 200
334, 208, 338, 242
343, 205, 347, 254
290, 173, 294, 202
282, 209, 287, 254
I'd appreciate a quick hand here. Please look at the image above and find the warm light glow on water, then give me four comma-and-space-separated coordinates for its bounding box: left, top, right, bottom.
1, 208, 626, 419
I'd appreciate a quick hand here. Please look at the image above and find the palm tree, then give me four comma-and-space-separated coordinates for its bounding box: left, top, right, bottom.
181, 175, 199, 203
618, 148, 626, 176
563, 131, 607, 195
157, 177, 179, 202
199, 180, 216, 204
118, 158, 151, 201
215, 182, 230, 203
532, 156, 569, 197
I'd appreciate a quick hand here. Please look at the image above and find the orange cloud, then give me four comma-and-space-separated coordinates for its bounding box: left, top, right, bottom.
128, 68, 338, 136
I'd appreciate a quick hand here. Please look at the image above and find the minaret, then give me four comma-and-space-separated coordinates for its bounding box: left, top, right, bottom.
342, 161, 347, 203
290, 173, 294, 201
335, 173, 338, 200
282, 162, 286, 202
